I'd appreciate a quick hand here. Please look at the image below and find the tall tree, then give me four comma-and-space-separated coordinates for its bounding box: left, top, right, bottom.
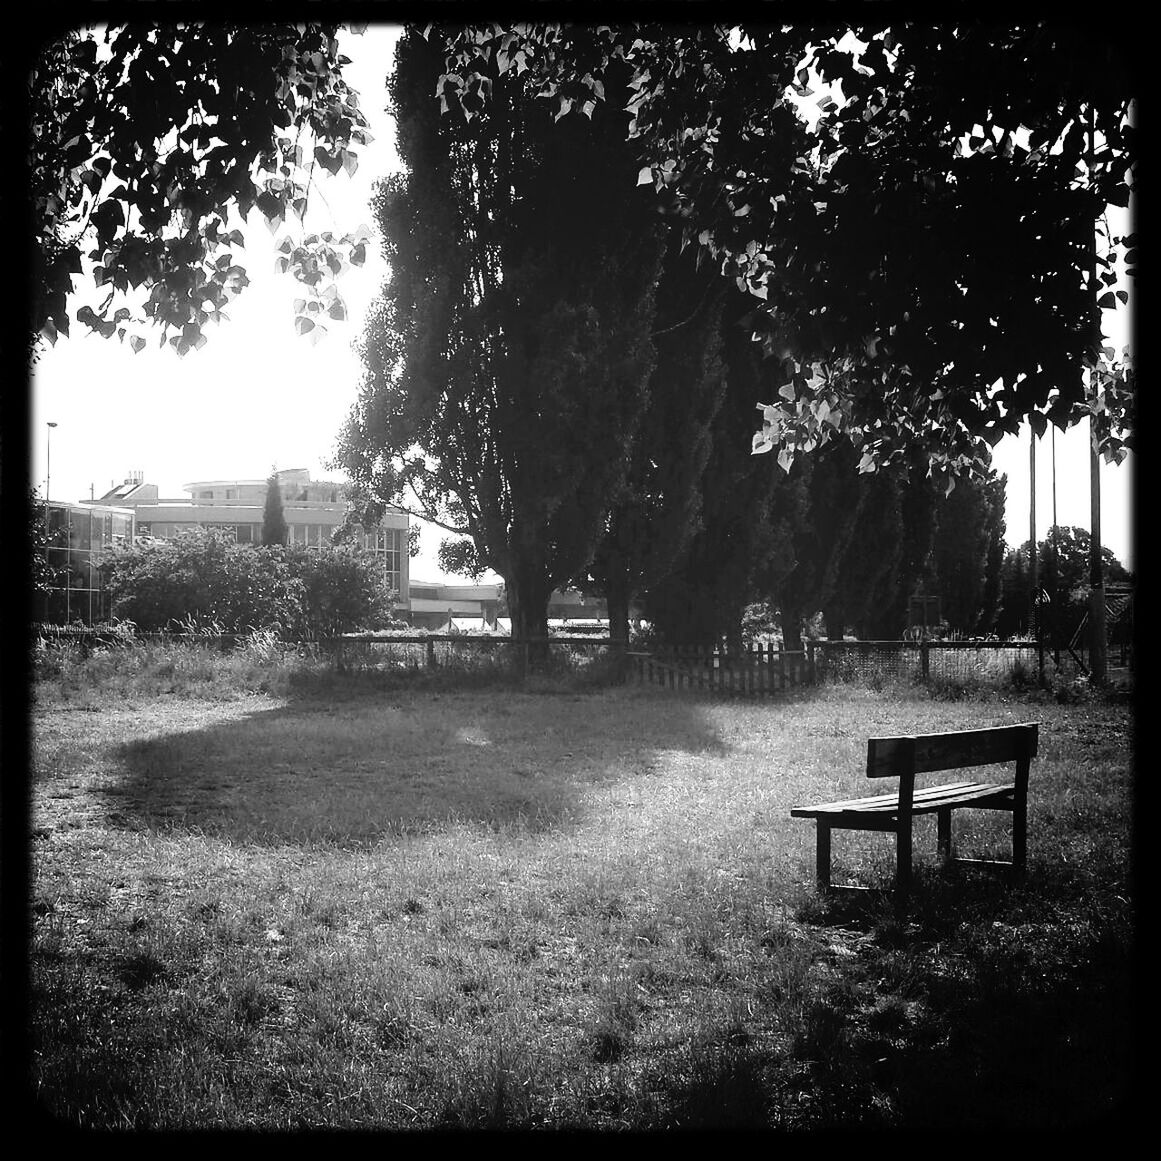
578, 241, 727, 646
763, 441, 870, 654
335, 28, 663, 651
930, 470, 1007, 635
642, 290, 785, 650
820, 467, 908, 640
859, 460, 942, 639
261, 471, 288, 547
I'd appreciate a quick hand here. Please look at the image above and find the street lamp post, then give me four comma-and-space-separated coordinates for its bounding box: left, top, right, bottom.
45, 421, 58, 524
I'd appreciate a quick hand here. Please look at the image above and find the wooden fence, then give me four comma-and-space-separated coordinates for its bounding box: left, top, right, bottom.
629, 644, 814, 697
811, 638, 1058, 685
35, 626, 1105, 693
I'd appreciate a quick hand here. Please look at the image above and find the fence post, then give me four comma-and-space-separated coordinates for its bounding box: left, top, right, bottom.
426, 638, 436, 669
920, 639, 930, 682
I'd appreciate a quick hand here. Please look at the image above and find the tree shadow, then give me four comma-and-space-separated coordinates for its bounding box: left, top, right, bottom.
105, 683, 728, 850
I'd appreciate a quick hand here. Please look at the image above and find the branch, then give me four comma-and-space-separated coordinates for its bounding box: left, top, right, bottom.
401, 482, 472, 537
649, 278, 718, 339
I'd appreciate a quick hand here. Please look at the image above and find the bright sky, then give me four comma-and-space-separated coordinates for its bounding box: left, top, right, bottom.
30, 24, 1135, 583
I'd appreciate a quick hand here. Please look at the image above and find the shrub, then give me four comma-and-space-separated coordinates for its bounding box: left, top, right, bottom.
288, 544, 395, 639
98, 530, 394, 639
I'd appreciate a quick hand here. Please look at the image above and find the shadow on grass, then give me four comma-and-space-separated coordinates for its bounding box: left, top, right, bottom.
105, 679, 729, 849
786, 863, 1137, 1130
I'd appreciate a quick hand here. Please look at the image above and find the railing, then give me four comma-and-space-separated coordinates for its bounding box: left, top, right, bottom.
332, 633, 614, 677
34, 626, 1109, 690
629, 643, 814, 697
811, 638, 1057, 684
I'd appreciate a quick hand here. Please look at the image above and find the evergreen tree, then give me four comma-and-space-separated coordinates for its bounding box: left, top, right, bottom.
821, 467, 908, 640
642, 291, 785, 650
261, 471, 288, 547
764, 441, 871, 653
930, 470, 1007, 635
578, 242, 727, 646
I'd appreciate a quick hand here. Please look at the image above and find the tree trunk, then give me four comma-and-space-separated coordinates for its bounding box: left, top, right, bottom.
604, 569, 632, 650
506, 567, 552, 671
780, 605, 804, 655
823, 603, 846, 641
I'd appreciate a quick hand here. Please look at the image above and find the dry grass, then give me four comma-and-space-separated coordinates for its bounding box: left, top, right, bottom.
26, 653, 1136, 1130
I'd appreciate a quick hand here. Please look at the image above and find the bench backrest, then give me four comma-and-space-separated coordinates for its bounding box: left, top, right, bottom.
866, 723, 1039, 779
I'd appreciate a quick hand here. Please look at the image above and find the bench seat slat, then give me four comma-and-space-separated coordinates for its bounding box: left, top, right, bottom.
791, 780, 1014, 818
792, 780, 980, 813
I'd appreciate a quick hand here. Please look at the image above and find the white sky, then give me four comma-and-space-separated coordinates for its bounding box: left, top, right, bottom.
30, 24, 1135, 583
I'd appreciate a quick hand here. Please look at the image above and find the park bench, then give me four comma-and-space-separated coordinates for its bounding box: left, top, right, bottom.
791, 723, 1039, 907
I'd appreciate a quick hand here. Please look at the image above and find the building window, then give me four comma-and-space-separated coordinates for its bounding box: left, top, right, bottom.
362, 526, 402, 597
41, 504, 132, 625
198, 490, 214, 501
225, 489, 236, 500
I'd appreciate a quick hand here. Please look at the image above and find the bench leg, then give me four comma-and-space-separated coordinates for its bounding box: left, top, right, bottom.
895, 824, 912, 911
816, 822, 831, 893
1012, 799, 1027, 880
937, 808, 952, 866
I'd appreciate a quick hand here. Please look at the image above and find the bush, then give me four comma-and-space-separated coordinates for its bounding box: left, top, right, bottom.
289, 543, 396, 638
98, 530, 394, 638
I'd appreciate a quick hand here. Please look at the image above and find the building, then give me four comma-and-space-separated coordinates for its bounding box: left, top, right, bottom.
42, 469, 626, 631
97, 469, 409, 605
42, 499, 136, 624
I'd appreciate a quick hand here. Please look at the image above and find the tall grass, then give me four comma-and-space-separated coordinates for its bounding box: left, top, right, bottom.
27, 640, 1135, 1129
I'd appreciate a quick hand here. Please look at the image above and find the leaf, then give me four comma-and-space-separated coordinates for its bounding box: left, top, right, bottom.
1097, 292, 1116, 309
637, 166, 654, 186
129, 335, 146, 354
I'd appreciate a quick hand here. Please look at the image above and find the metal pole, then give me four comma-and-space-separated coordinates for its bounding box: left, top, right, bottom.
1089, 417, 1108, 683
1051, 426, 1060, 665
45, 421, 57, 519
1087, 106, 1108, 686
1030, 428, 1043, 679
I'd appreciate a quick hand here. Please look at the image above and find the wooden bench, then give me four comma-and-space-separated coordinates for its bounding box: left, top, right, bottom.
791, 723, 1039, 906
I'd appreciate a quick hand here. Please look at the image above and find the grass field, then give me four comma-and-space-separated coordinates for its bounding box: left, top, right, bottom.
26, 644, 1136, 1130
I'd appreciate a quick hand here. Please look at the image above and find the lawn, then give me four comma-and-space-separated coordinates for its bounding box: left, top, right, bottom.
26, 654, 1136, 1130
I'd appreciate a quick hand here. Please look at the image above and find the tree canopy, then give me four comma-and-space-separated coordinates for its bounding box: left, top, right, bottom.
28, 22, 374, 358
432, 21, 1137, 478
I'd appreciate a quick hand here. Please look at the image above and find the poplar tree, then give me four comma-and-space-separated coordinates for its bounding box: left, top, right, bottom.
261, 471, 288, 547
336, 28, 663, 652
